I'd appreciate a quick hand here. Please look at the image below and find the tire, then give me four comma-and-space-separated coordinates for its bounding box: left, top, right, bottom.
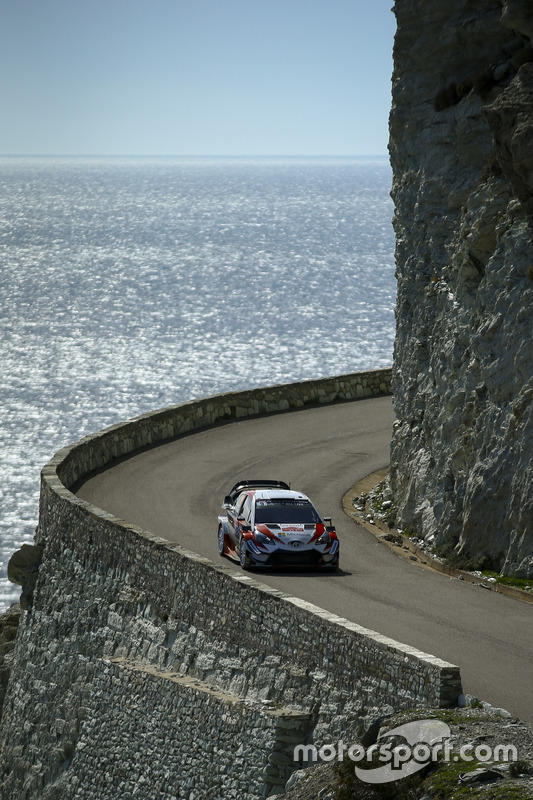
322, 556, 339, 571
239, 540, 251, 571
218, 525, 227, 556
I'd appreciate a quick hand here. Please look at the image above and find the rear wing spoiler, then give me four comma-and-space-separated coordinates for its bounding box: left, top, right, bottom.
225, 479, 290, 505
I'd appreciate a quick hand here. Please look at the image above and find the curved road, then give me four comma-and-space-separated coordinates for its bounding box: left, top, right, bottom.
76, 396, 533, 723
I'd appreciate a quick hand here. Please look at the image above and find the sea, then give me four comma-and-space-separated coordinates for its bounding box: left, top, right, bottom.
0, 156, 396, 612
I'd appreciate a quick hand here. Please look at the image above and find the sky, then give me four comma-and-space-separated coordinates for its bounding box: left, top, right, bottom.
1, 0, 396, 157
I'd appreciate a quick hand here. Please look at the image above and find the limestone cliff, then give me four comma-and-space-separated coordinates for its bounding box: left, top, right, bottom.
389, 0, 533, 575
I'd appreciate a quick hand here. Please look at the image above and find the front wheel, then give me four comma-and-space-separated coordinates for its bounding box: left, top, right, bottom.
239, 540, 251, 571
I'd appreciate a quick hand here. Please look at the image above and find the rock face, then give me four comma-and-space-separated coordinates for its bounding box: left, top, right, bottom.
389, 0, 533, 575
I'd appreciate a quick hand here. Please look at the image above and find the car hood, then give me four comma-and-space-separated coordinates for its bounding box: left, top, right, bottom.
255, 522, 325, 541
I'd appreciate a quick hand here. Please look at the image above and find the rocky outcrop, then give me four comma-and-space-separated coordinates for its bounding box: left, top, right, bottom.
278, 708, 533, 799
7, 543, 43, 610
389, 0, 533, 576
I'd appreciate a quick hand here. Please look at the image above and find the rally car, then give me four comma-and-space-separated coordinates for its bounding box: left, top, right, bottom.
217, 479, 339, 570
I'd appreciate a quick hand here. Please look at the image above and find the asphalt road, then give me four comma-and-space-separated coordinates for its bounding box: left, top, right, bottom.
76, 396, 533, 723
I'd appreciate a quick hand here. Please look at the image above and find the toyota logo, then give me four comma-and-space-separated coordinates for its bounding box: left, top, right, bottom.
291, 541, 302, 548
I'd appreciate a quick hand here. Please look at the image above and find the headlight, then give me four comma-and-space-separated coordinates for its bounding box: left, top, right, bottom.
255, 532, 271, 545
316, 531, 331, 545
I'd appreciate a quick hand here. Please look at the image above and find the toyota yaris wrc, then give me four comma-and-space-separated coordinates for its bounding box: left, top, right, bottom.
217, 479, 339, 570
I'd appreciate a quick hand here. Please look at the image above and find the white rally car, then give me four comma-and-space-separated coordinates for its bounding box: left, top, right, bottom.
217, 479, 339, 570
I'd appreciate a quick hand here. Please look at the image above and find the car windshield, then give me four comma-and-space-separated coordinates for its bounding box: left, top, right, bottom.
254, 499, 320, 524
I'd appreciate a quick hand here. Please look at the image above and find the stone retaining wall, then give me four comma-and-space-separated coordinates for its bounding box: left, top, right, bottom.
36, 657, 311, 799
0, 370, 462, 799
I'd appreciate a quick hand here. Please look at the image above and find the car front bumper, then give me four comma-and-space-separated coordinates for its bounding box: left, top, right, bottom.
246, 539, 339, 568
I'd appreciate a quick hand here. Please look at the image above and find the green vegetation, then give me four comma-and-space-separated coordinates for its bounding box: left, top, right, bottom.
425, 760, 530, 800
432, 544, 532, 592
334, 755, 531, 800
330, 710, 532, 799
480, 571, 533, 593
444, 551, 495, 572
367, 481, 396, 528
434, 540, 494, 572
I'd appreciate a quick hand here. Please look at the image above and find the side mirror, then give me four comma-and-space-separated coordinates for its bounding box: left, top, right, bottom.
223, 495, 232, 508
324, 516, 334, 531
